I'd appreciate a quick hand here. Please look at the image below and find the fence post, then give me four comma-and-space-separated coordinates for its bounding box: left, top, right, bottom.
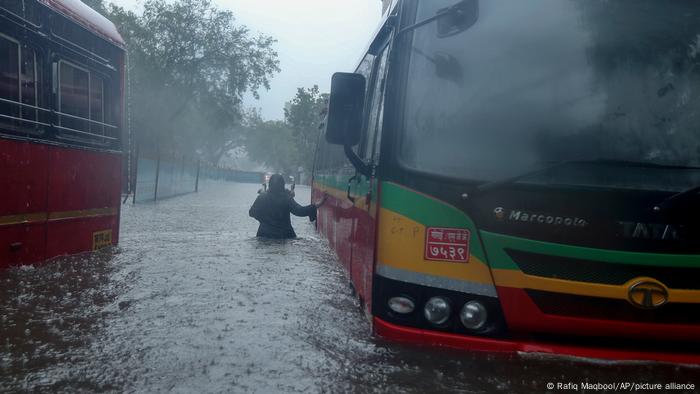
132, 143, 140, 204
154, 148, 161, 201
181, 154, 186, 193
195, 160, 200, 192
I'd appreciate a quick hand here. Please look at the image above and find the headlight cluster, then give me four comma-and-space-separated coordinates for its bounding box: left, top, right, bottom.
387, 296, 415, 314
387, 295, 489, 330
424, 297, 451, 325
459, 300, 488, 330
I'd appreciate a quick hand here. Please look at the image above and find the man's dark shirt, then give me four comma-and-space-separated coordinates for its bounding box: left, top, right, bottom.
249, 190, 316, 238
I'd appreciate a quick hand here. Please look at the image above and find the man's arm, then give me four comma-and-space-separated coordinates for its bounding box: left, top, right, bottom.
289, 193, 328, 219
249, 195, 263, 219
289, 198, 316, 217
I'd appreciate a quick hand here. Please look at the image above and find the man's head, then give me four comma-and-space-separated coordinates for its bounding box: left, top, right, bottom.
268, 174, 285, 193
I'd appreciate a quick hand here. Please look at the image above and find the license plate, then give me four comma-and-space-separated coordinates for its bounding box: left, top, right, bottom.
424, 227, 470, 263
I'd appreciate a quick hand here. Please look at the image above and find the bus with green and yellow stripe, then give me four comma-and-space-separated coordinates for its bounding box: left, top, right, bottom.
312, 0, 700, 363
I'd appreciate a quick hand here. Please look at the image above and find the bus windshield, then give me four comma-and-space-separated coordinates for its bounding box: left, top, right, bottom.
399, 0, 700, 191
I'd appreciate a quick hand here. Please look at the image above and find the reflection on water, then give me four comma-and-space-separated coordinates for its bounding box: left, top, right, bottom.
0, 182, 697, 393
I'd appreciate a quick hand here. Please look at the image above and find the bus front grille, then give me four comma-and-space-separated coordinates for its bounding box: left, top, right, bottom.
506, 249, 700, 290
526, 289, 700, 325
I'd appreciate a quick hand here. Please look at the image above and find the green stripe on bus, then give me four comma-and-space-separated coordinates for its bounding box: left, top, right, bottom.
314, 173, 349, 192
481, 231, 700, 270
380, 182, 487, 262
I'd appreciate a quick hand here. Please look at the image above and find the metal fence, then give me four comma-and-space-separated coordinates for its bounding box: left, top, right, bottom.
199, 166, 263, 183
131, 150, 264, 203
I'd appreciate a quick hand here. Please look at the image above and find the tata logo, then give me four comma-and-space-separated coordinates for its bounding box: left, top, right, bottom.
493, 207, 505, 220
618, 221, 681, 241
627, 279, 669, 309
493, 207, 587, 228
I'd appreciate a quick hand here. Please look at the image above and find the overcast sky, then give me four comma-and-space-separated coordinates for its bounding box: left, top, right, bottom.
110, 0, 382, 120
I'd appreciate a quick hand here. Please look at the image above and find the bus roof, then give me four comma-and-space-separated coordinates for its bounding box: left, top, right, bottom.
39, 0, 125, 48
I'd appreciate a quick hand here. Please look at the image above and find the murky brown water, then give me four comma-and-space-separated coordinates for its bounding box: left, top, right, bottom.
1, 182, 698, 393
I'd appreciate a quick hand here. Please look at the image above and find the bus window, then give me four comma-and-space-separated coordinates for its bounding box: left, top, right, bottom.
20, 47, 39, 125
58, 61, 90, 134
355, 54, 374, 158
0, 35, 20, 122
90, 73, 104, 135
400, 0, 700, 187
357, 54, 375, 103
57, 60, 114, 143
0, 35, 42, 133
363, 47, 389, 163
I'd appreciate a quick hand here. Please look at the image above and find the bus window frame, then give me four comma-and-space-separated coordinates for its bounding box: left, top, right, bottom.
55, 57, 117, 146
89, 72, 105, 136
385, 0, 486, 186
353, 29, 393, 171
0, 0, 123, 153
367, 42, 391, 165
0, 32, 22, 118
0, 1, 42, 29
355, 53, 377, 160
356, 42, 391, 170
57, 59, 90, 128
23, 48, 39, 125
0, 31, 47, 136
369, 0, 415, 182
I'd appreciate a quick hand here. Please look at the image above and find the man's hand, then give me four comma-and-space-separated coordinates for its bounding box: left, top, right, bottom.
315, 192, 329, 207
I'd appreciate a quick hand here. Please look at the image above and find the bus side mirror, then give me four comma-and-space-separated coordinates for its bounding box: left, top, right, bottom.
325, 72, 365, 146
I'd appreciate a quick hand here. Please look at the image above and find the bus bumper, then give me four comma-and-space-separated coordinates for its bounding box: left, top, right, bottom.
373, 317, 700, 365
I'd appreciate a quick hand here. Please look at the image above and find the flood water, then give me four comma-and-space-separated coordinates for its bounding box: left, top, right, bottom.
1, 182, 698, 393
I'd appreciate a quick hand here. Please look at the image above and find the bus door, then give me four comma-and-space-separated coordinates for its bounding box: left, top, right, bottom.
350, 43, 390, 313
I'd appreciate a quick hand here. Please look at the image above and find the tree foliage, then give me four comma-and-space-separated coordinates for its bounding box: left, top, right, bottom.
244, 117, 296, 174
242, 86, 328, 176
89, 0, 280, 162
87, 0, 331, 174
284, 86, 329, 174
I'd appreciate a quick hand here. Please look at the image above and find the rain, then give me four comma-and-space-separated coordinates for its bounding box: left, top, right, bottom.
1, 183, 698, 393
2, 0, 700, 392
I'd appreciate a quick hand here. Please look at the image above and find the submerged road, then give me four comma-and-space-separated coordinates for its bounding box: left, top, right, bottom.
1, 182, 697, 393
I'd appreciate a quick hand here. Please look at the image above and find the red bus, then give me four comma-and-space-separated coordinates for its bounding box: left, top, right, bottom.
314, 0, 700, 364
0, 0, 125, 268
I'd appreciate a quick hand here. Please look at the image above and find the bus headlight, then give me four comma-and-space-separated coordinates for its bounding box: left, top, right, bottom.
460, 301, 488, 330
424, 297, 451, 325
388, 296, 415, 314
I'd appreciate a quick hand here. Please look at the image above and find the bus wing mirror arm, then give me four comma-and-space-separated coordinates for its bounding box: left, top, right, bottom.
347, 175, 357, 203
344, 144, 372, 178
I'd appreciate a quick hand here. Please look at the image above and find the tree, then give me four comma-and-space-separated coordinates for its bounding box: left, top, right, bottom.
284, 85, 329, 174
93, 0, 280, 163
245, 117, 296, 174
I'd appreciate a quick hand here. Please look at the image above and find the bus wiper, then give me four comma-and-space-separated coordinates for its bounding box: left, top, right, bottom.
653, 185, 700, 213
472, 159, 700, 197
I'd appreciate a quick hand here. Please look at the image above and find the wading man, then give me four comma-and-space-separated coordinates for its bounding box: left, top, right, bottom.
249, 174, 327, 239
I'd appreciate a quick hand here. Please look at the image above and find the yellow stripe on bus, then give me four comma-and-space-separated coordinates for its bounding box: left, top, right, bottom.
312, 181, 346, 201
491, 268, 700, 304
48, 207, 118, 221
377, 207, 495, 286
0, 212, 48, 226
0, 207, 118, 226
